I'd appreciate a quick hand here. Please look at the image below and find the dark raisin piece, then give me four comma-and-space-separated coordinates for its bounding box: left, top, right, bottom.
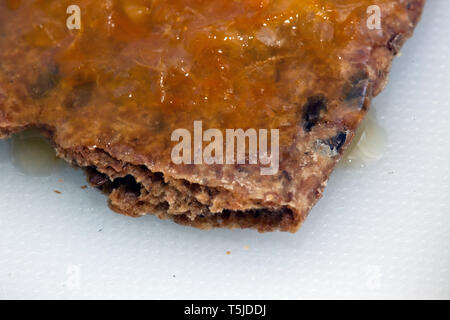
302, 94, 327, 132
280, 170, 292, 182
388, 34, 403, 55
28, 64, 60, 99
343, 71, 369, 103
327, 131, 347, 152
65, 82, 95, 109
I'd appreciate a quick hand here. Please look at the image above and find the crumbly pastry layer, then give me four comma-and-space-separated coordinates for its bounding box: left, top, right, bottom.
0, 0, 425, 232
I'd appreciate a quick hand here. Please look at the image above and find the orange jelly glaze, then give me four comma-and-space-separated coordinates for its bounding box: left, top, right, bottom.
0, 0, 390, 161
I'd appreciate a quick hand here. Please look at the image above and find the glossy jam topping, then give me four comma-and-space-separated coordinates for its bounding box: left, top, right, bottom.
0, 0, 397, 165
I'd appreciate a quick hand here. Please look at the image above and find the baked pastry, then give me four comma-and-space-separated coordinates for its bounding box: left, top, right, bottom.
0, 0, 425, 232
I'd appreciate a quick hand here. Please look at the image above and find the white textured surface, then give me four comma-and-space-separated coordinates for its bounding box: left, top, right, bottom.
0, 1, 449, 300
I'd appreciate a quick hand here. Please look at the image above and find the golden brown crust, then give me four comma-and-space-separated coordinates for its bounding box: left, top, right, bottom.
0, 0, 426, 232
